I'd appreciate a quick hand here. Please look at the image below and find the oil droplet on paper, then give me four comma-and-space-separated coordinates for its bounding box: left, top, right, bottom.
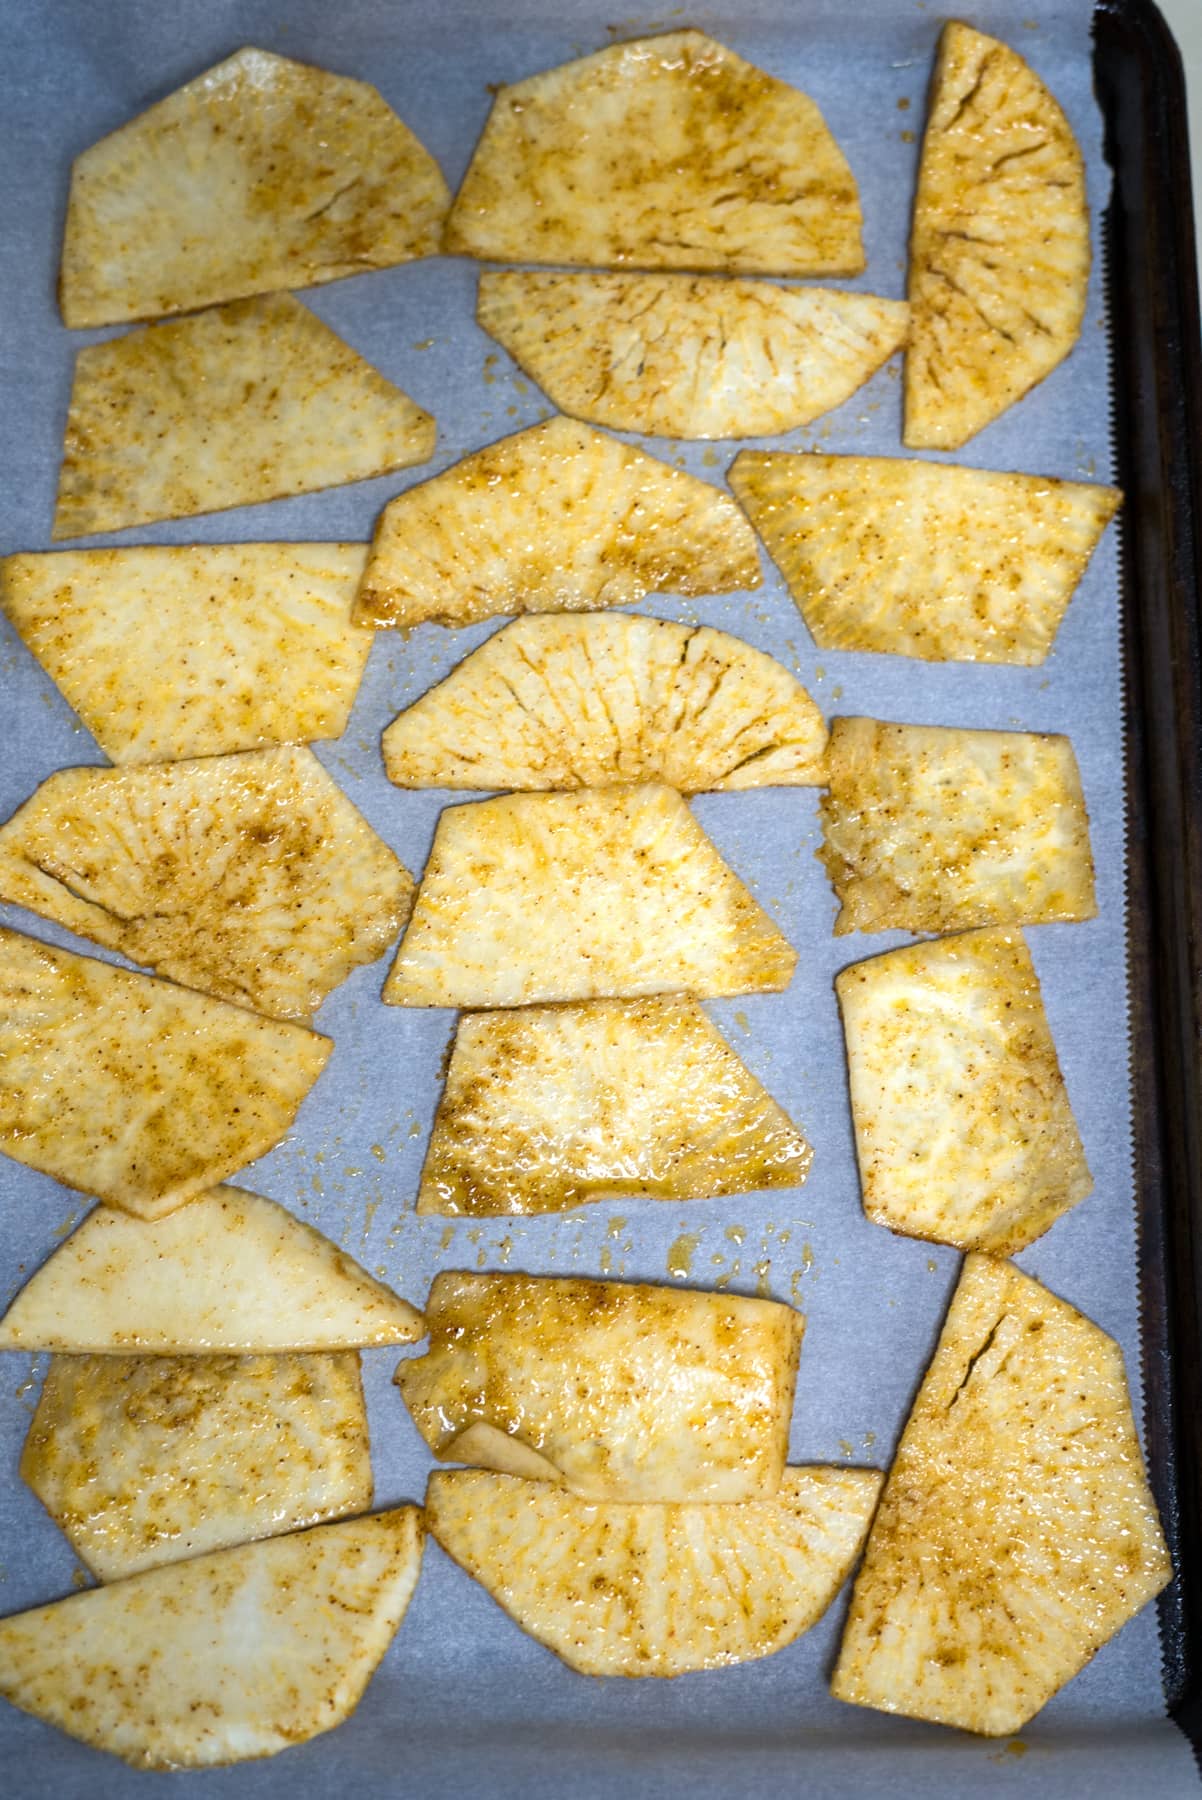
989, 1740, 1033, 1765
725, 1224, 745, 1246
370, 1143, 386, 1163
607, 1215, 627, 1238
667, 1232, 700, 1279
439, 1225, 455, 1252
790, 1241, 816, 1304
753, 1258, 772, 1297
13, 1359, 42, 1404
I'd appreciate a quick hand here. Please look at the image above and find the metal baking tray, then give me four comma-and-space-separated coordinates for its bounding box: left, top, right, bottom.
0, 0, 1200, 1792
1096, 0, 1202, 1757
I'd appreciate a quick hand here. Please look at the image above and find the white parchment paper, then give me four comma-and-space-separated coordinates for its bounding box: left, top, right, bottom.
0, 0, 1198, 1792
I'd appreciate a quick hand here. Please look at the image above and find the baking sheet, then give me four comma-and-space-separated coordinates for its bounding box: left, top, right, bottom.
0, 0, 1197, 1791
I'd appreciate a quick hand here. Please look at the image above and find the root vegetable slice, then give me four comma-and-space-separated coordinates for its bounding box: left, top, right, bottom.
0, 545, 372, 765
397, 1270, 803, 1502
445, 30, 862, 276
0, 1508, 424, 1769
52, 292, 435, 539
22, 1351, 371, 1581
837, 928, 1091, 1254
418, 995, 811, 1216
0, 746, 413, 1021
0, 928, 330, 1219
353, 416, 759, 629
904, 22, 1089, 450
831, 1255, 1171, 1736
728, 452, 1120, 664
0, 1185, 423, 1352
477, 271, 908, 440
382, 614, 825, 791
427, 1466, 881, 1676
817, 717, 1096, 934
60, 47, 449, 329
384, 784, 796, 1008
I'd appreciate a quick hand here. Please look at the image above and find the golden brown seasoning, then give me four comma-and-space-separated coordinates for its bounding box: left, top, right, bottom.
817, 718, 1097, 933
385, 784, 797, 1008
426, 1466, 881, 1676
354, 417, 759, 630
0, 929, 330, 1218
417, 996, 810, 1216
53, 294, 435, 539
477, 270, 908, 439
0, 747, 413, 1020
396, 1269, 804, 1502
382, 613, 827, 793
445, 31, 863, 275
60, 47, 449, 327
0, 1509, 424, 1767
22, 1351, 371, 1579
832, 1255, 1171, 1734
728, 451, 1119, 665
904, 22, 1089, 449
1, 544, 373, 765
0, 1185, 423, 1351
837, 927, 1091, 1253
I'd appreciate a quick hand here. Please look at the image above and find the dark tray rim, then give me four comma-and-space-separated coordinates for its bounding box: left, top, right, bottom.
1094, 0, 1202, 1754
